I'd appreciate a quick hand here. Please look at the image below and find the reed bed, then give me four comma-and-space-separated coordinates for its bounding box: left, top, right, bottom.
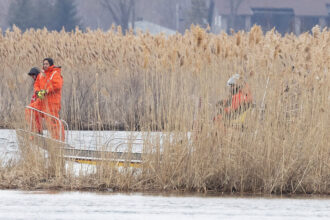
0, 25, 329, 194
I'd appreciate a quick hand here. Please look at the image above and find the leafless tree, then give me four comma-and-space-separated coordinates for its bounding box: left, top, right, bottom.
99, 0, 135, 32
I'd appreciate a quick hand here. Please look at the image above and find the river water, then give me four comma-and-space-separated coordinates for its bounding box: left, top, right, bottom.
1, 130, 330, 219
0, 190, 329, 220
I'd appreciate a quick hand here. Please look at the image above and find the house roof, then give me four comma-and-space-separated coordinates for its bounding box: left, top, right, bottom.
214, 0, 330, 17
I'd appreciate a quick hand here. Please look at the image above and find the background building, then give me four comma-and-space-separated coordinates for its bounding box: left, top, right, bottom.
212, 0, 330, 34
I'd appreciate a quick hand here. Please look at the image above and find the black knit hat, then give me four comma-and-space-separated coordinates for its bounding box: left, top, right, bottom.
28, 67, 40, 76
43, 58, 54, 66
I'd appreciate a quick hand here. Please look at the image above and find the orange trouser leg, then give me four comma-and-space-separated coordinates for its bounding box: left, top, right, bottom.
44, 104, 65, 141
25, 101, 43, 133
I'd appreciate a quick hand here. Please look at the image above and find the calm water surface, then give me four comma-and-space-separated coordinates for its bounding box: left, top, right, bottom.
0, 190, 329, 220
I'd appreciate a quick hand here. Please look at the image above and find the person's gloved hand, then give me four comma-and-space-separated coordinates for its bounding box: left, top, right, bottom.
37, 90, 47, 99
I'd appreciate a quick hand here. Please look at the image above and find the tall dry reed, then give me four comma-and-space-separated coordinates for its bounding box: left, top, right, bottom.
0, 25, 329, 194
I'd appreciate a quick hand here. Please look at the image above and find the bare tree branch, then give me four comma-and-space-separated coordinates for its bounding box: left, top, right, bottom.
99, 0, 135, 32
99, 0, 120, 24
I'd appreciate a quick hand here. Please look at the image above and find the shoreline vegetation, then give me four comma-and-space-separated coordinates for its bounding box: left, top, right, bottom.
0, 25, 329, 195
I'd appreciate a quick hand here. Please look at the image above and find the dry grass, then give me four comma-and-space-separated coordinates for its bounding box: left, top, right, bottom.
0, 25, 329, 194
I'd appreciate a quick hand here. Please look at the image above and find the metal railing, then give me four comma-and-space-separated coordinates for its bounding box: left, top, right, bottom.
103, 137, 144, 151
25, 106, 69, 144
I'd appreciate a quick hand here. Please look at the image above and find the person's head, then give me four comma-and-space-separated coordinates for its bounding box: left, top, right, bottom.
227, 73, 244, 95
28, 67, 40, 81
43, 58, 54, 70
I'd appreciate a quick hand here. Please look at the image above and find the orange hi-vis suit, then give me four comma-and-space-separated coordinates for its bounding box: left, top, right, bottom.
214, 84, 253, 123
224, 84, 252, 114
28, 65, 64, 141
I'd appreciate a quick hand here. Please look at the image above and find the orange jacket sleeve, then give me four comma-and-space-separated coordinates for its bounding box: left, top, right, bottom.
34, 75, 42, 92
46, 70, 63, 94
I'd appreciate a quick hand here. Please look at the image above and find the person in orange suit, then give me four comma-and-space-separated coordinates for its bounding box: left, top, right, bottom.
25, 67, 43, 134
214, 74, 253, 125
34, 58, 64, 141
224, 74, 252, 115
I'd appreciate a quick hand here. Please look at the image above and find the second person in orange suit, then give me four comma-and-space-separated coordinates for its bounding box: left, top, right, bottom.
26, 67, 43, 134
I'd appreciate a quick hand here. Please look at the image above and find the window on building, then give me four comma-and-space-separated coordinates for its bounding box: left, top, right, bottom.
251, 8, 295, 35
